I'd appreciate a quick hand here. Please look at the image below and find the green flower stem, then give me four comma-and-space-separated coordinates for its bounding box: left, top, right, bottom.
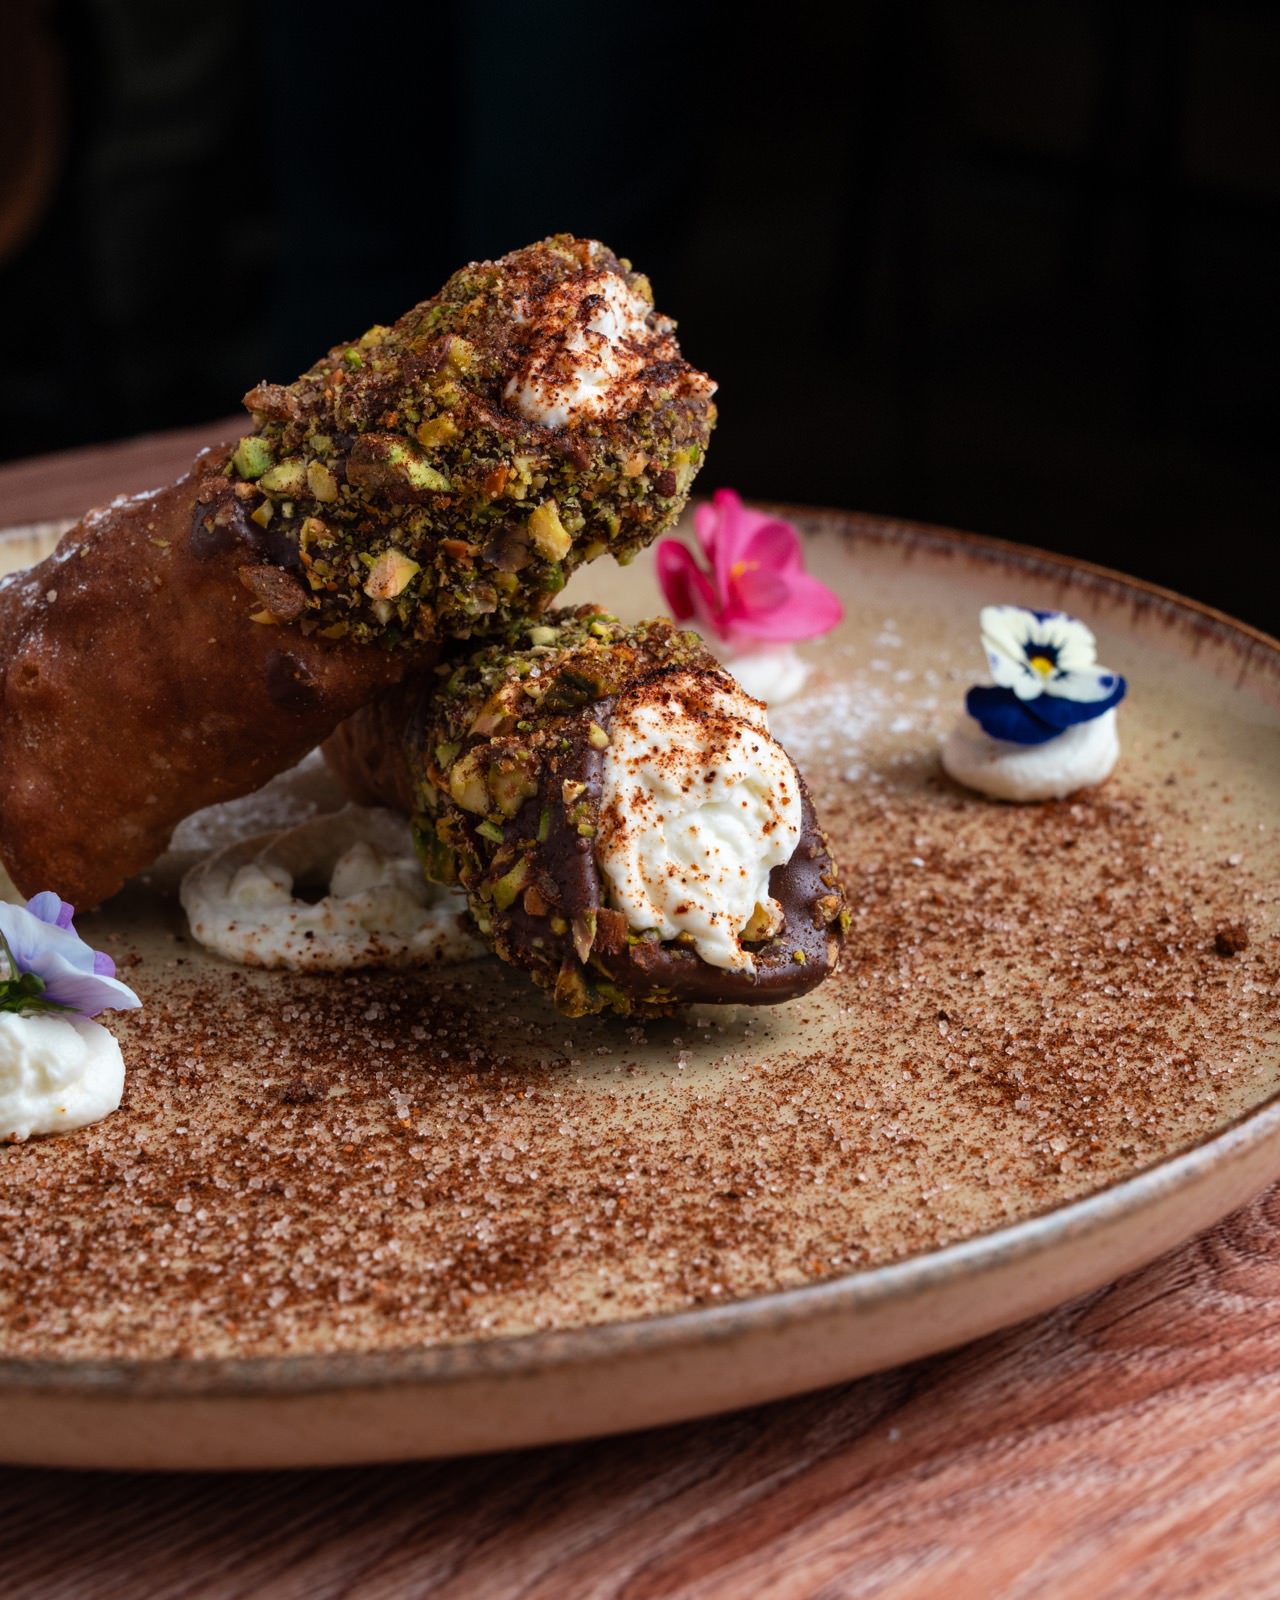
0, 927, 66, 1017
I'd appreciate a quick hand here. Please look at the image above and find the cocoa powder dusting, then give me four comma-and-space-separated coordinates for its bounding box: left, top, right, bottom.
1215, 923, 1250, 957
2, 740, 1276, 1367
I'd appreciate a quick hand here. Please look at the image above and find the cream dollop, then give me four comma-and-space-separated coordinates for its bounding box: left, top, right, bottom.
941, 708, 1120, 802
504, 265, 713, 428
720, 644, 811, 707
0, 1011, 125, 1142
596, 671, 803, 971
180, 805, 485, 971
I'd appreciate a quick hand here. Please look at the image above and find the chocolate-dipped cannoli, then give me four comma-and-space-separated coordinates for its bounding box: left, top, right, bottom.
0, 237, 715, 907
325, 610, 845, 1017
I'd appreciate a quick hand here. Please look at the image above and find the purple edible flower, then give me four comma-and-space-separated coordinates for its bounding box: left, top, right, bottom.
0, 894, 141, 1018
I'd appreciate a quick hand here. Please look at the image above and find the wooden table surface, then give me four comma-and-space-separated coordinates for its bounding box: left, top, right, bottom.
3, 429, 1280, 1600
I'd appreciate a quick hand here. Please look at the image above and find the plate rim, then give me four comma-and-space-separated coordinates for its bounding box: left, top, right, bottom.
781, 501, 1280, 664
4, 1084, 1280, 1399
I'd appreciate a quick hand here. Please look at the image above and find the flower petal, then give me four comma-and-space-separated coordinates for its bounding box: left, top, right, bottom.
986, 606, 1099, 668
727, 573, 845, 641
1043, 666, 1124, 705
30, 945, 141, 1015
0, 904, 34, 971
41, 969, 142, 1016
732, 564, 791, 614
979, 606, 1032, 661
714, 489, 778, 545
692, 500, 721, 563
656, 539, 701, 621
1040, 614, 1097, 671
739, 516, 806, 577
656, 540, 730, 640
1032, 674, 1127, 727
707, 489, 753, 599
26, 891, 76, 930
964, 686, 1063, 745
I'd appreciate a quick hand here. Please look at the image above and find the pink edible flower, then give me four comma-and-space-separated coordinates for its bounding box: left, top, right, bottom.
656, 489, 843, 650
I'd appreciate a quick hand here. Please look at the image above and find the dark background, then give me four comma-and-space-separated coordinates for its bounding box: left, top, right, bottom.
1, 0, 1276, 629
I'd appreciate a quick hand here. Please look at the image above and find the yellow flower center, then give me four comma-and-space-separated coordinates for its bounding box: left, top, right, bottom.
1028, 653, 1055, 677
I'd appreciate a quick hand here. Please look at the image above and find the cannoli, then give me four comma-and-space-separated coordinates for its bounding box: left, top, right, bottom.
0, 236, 716, 907
325, 609, 846, 1017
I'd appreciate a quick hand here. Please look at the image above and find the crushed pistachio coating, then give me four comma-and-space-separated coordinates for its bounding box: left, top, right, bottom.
404, 608, 845, 1018
225, 236, 716, 646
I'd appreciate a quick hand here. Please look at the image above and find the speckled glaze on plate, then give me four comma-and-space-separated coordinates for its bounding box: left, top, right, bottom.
1, 509, 1277, 1470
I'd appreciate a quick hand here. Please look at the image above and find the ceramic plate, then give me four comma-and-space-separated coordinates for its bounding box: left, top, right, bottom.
1, 509, 1277, 1469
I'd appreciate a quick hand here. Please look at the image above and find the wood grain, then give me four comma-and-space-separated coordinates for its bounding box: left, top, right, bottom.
3, 430, 1279, 1597
3, 1185, 1280, 1598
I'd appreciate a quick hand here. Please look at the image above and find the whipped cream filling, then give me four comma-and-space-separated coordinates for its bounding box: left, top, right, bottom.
941, 708, 1120, 802
180, 805, 485, 972
596, 672, 803, 972
0, 1011, 125, 1142
505, 267, 701, 428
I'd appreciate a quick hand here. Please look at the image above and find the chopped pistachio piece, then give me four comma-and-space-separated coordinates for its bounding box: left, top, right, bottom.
571, 910, 598, 964
415, 825, 457, 886
233, 436, 275, 481
528, 499, 572, 561
448, 749, 490, 815
491, 857, 531, 911
306, 460, 339, 502
258, 459, 309, 496
363, 549, 421, 600
415, 415, 459, 449
397, 451, 450, 493
741, 903, 774, 942
444, 336, 476, 373
490, 758, 538, 818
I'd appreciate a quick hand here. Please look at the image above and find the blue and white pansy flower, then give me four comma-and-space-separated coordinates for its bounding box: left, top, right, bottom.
965, 606, 1126, 746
